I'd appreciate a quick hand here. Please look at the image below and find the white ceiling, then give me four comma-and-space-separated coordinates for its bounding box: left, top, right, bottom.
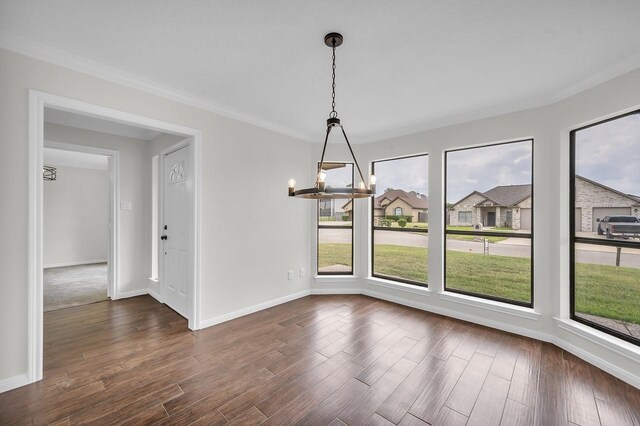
3, 1, 640, 143
44, 147, 109, 170
45, 108, 162, 141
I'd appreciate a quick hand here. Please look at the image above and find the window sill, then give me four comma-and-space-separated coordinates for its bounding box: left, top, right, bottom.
554, 317, 640, 362
365, 277, 431, 296
439, 291, 540, 321
314, 275, 357, 284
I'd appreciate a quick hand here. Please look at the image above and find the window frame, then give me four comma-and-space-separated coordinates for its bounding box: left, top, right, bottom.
569, 109, 640, 346
317, 162, 355, 276
444, 139, 534, 308
371, 153, 429, 287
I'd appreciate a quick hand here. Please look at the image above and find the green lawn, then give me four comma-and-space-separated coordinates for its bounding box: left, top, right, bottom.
318, 243, 352, 272
575, 263, 640, 325
445, 226, 508, 242
319, 243, 640, 325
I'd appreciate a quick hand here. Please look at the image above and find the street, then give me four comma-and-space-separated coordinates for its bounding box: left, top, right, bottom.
319, 229, 640, 268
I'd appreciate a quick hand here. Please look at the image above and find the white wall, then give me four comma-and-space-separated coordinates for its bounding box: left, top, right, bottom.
0, 47, 312, 385
312, 67, 640, 388
43, 165, 109, 267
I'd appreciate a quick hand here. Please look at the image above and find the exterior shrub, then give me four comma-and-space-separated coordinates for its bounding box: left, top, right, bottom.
398, 219, 407, 227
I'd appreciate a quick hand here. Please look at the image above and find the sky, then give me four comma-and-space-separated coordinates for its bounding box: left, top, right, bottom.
446, 141, 532, 203
373, 155, 429, 197
322, 112, 638, 204
575, 113, 640, 196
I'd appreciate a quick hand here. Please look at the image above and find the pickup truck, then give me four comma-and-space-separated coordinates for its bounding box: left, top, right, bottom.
596, 215, 640, 239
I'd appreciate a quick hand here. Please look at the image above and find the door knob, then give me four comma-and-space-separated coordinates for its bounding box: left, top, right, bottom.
160, 235, 168, 240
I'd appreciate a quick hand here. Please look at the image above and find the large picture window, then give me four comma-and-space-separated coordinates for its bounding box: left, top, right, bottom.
371, 154, 428, 286
317, 162, 354, 275
445, 139, 533, 306
571, 110, 640, 345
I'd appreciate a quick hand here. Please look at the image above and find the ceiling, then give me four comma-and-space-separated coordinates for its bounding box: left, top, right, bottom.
44, 147, 109, 170
3, 1, 640, 143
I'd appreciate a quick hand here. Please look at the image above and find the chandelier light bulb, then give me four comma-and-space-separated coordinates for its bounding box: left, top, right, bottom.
288, 179, 296, 196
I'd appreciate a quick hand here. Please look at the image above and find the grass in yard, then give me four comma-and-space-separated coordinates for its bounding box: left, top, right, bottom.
445, 250, 531, 302
575, 262, 640, 325
445, 226, 507, 242
373, 244, 427, 284
321, 243, 640, 325
318, 243, 352, 271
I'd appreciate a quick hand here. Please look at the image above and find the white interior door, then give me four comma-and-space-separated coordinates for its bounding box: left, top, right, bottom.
161, 144, 192, 318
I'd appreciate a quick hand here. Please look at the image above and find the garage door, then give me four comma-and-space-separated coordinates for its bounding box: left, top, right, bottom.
575, 208, 582, 232
592, 207, 631, 231
520, 208, 532, 230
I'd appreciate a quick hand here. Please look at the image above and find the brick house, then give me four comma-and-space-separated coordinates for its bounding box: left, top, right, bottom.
449, 176, 640, 231
342, 189, 429, 222
449, 184, 532, 230
575, 175, 640, 232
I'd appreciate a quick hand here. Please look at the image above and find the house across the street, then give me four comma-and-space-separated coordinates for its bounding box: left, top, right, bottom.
449, 175, 640, 231
343, 188, 428, 222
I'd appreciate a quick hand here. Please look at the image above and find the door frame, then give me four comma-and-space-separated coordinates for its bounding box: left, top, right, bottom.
158, 139, 194, 318
28, 90, 203, 385
43, 141, 119, 300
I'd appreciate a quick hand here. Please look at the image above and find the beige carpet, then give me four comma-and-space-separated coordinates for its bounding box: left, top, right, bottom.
44, 263, 109, 312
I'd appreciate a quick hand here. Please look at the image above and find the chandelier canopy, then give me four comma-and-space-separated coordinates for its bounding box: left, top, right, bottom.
288, 33, 376, 199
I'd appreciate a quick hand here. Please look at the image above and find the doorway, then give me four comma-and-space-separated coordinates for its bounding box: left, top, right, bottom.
42, 144, 116, 311
486, 211, 496, 227
28, 90, 202, 385
160, 142, 193, 318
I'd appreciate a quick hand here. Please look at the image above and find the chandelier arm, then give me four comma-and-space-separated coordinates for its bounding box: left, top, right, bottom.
339, 125, 368, 187
316, 125, 333, 185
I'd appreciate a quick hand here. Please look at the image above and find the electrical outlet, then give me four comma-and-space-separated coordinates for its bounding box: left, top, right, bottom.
300, 267, 305, 277
287, 270, 293, 280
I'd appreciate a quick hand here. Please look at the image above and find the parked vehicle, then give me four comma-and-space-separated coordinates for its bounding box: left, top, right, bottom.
596, 215, 640, 239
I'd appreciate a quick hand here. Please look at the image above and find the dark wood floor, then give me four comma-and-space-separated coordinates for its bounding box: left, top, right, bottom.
1, 295, 639, 425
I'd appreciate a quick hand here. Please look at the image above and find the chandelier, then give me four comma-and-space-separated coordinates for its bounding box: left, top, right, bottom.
288, 33, 376, 199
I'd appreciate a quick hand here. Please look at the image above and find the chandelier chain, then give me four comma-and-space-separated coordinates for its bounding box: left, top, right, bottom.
330, 39, 337, 119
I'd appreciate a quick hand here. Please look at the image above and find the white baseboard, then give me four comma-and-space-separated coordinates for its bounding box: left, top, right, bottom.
311, 287, 361, 295
0, 373, 30, 393
44, 259, 108, 269
147, 287, 162, 303
114, 288, 149, 299
199, 290, 311, 329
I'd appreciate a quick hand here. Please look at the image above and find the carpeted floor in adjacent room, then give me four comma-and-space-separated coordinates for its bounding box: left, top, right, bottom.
44, 263, 109, 312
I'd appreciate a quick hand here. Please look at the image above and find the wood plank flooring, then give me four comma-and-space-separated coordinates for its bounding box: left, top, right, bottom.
1, 294, 639, 425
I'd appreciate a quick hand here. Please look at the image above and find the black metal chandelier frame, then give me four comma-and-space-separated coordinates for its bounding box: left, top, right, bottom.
288, 33, 375, 199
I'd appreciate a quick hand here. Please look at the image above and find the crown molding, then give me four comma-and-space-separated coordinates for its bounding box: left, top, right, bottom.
3, 30, 640, 146
0, 31, 311, 142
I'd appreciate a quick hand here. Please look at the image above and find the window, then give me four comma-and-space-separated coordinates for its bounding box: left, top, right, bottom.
372, 154, 428, 286
317, 162, 353, 275
445, 139, 533, 306
458, 211, 472, 223
570, 110, 640, 346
